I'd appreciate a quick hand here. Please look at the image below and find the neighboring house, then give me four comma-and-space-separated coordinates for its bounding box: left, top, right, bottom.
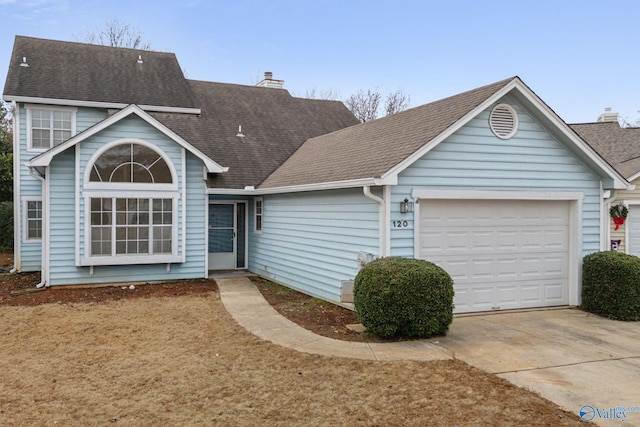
571, 111, 640, 255
3, 36, 631, 314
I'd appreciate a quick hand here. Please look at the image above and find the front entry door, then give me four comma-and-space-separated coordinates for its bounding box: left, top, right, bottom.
208, 203, 236, 270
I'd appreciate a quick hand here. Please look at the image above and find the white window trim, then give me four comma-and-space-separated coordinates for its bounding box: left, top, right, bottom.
84, 138, 179, 191
25, 104, 77, 152
80, 139, 182, 266
80, 191, 181, 266
254, 197, 263, 233
22, 197, 42, 243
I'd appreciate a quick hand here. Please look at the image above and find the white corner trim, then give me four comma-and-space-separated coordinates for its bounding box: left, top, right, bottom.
12, 101, 21, 269
181, 148, 187, 263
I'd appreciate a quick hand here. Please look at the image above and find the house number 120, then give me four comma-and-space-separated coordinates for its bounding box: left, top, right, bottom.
392, 221, 409, 228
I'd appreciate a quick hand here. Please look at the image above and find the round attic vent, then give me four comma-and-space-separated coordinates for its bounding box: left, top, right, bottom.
489, 103, 518, 139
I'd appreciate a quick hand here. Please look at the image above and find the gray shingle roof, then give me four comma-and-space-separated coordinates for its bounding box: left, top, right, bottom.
259, 77, 515, 188
151, 80, 359, 189
4, 36, 196, 109
3, 36, 358, 189
570, 122, 640, 179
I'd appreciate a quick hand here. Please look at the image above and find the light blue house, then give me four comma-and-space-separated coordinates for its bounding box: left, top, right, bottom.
4, 36, 630, 313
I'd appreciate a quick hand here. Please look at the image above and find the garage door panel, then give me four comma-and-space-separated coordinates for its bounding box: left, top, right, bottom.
420, 230, 568, 255
419, 199, 570, 313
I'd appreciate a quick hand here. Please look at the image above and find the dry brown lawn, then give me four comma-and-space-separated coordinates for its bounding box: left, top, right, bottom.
0, 287, 584, 426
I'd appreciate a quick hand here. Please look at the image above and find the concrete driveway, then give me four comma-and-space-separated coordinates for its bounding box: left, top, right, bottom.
218, 277, 639, 425
438, 308, 640, 425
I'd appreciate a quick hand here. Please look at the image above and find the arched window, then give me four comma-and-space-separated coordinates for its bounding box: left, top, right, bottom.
89, 143, 173, 184
82, 141, 180, 265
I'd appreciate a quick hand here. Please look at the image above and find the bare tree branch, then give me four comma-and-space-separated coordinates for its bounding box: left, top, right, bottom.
385, 89, 411, 116
75, 19, 151, 50
304, 87, 340, 101
344, 89, 382, 123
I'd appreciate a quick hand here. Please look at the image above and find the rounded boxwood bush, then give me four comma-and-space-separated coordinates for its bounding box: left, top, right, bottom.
353, 257, 454, 338
582, 251, 640, 321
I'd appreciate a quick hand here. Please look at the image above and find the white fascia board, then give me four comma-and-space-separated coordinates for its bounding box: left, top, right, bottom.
27, 104, 227, 173
380, 77, 631, 190
626, 171, 640, 184
380, 79, 522, 183
506, 80, 631, 190
207, 177, 383, 195
3, 95, 201, 115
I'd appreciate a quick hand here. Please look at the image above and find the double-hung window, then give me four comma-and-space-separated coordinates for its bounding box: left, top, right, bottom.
82, 141, 180, 266
254, 198, 263, 233
24, 199, 42, 241
27, 106, 76, 150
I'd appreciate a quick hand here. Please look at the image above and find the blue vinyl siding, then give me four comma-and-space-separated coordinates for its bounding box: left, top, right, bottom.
16, 105, 41, 271
16, 105, 109, 271
249, 189, 379, 302
391, 96, 601, 258
76, 107, 109, 132
46, 116, 207, 285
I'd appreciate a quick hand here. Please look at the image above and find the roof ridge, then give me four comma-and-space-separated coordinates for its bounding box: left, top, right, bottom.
14, 34, 168, 55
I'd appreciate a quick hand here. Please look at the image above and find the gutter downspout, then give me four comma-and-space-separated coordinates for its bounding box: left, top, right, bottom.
28, 166, 47, 288
10, 101, 19, 273
603, 190, 617, 252
363, 186, 387, 257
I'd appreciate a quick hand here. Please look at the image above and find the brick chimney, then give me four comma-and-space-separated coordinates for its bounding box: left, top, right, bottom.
256, 71, 284, 89
597, 107, 619, 123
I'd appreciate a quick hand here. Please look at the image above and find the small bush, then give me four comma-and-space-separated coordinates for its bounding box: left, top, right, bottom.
0, 201, 13, 251
582, 251, 640, 321
353, 257, 454, 338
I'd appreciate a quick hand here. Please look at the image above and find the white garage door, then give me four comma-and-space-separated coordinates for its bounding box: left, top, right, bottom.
626, 206, 640, 256
418, 199, 570, 314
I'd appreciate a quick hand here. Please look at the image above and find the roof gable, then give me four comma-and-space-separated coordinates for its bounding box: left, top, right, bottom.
4, 36, 197, 112
570, 121, 640, 180
260, 77, 630, 191
27, 104, 227, 173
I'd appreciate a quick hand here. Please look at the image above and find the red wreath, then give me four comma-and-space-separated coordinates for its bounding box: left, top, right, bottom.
613, 216, 625, 231
610, 203, 628, 231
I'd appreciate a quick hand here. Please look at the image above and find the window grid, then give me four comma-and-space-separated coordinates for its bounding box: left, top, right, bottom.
255, 198, 263, 232
30, 109, 72, 149
90, 197, 172, 257
26, 200, 42, 240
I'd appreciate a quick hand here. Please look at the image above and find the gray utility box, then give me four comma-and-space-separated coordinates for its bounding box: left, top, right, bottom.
341, 280, 354, 303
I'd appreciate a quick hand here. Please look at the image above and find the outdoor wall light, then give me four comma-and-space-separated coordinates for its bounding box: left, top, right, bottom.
400, 198, 412, 214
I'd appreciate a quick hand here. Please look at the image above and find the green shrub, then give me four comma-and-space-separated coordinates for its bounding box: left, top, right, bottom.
582, 251, 640, 321
0, 201, 13, 251
353, 257, 454, 338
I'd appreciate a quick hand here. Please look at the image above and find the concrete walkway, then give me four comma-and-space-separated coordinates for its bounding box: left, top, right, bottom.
216, 276, 640, 425
215, 276, 452, 361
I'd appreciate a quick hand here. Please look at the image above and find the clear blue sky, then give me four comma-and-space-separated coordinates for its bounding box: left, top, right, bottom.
1, 0, 638, 124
